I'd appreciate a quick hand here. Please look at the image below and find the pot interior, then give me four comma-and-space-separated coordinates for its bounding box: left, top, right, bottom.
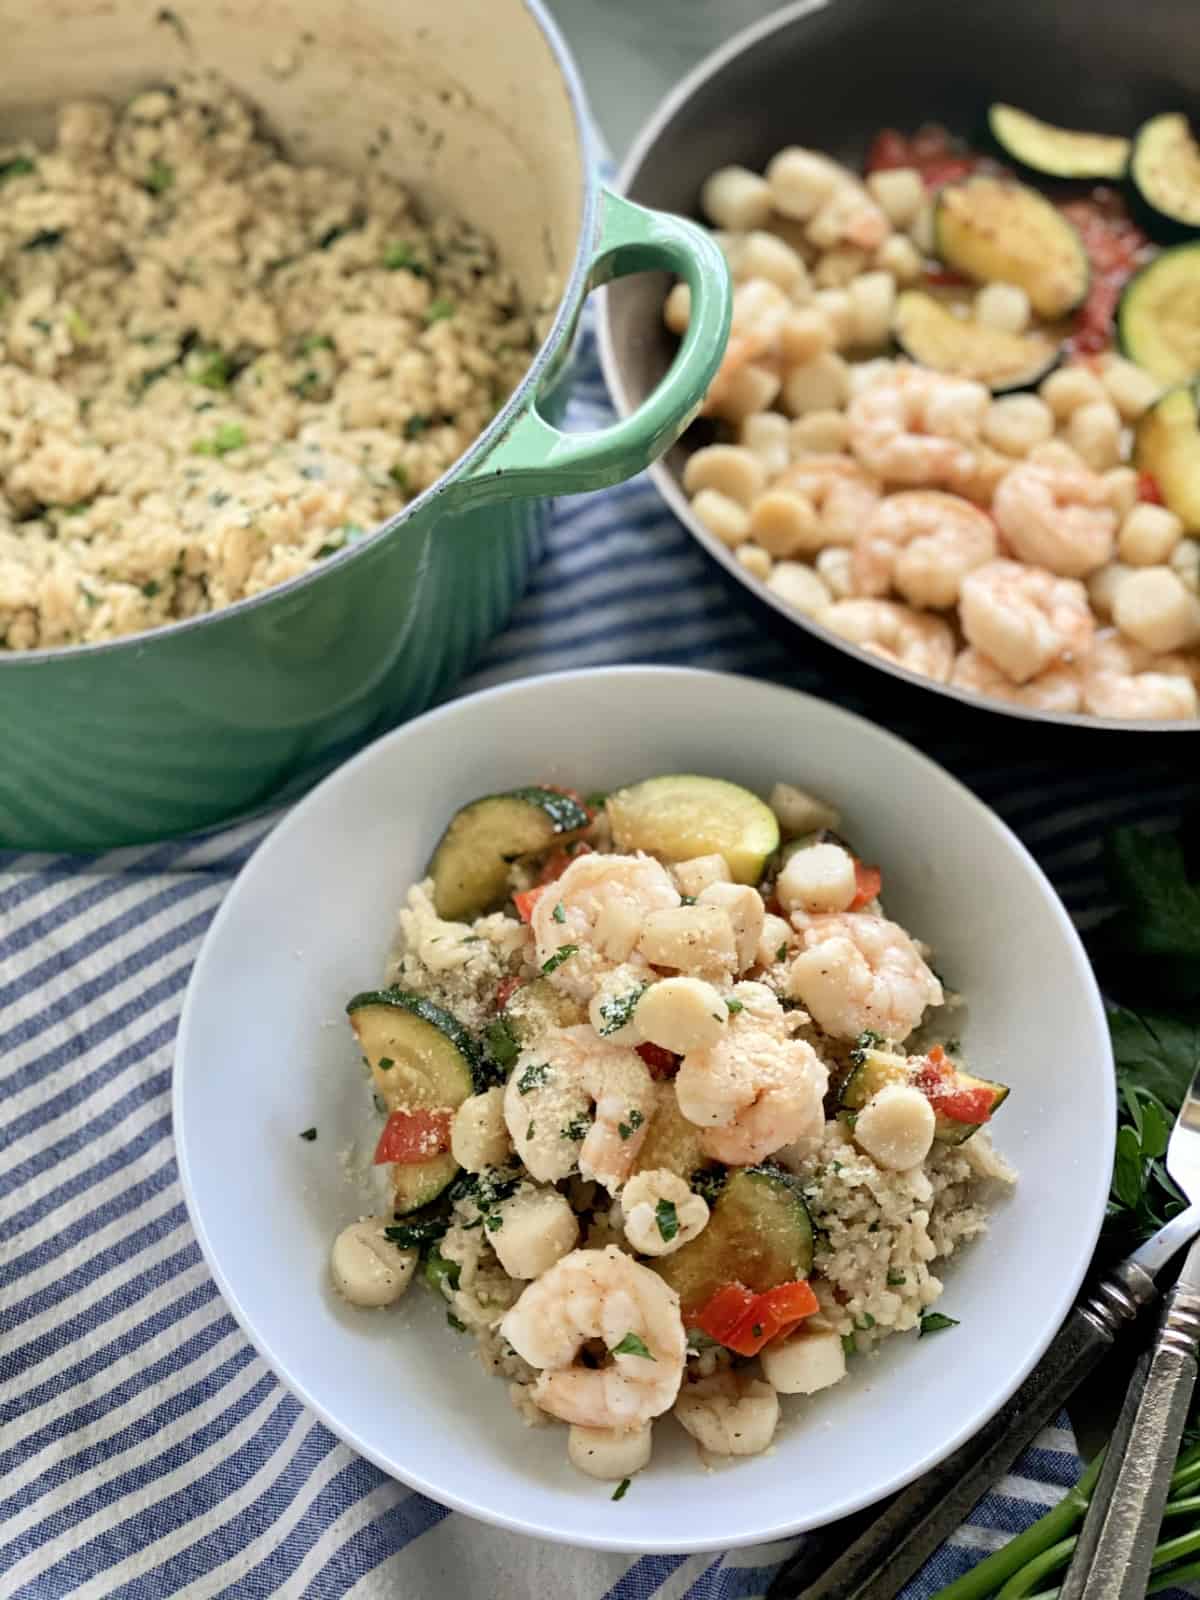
0, 0, 584, 312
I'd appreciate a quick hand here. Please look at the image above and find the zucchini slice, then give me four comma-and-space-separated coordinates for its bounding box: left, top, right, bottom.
348, 988, 477, 1212
894, 290, 1060, 393
429, 787, 591, 920
1118, 244, 1200, 385
1134, 384, 1200, 531
631, 1091, 712, 1184
501, 976, 586, 1046
840, 1045, 1009, 1146
1129, 114, 1200, 233
935, 177, 1090, 319
653, 1166, 813, 1313
988, 104, 1129, 181
607, 775, 780, 885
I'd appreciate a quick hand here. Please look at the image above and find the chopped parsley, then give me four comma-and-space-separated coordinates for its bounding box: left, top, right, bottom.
388, 462, 408, 490
64, 308, 90, 343
655, 1199, 679, 1242
484, 1213, 503, 1232
526, 1121, 535, 1142
383, 242, 427, 273
726, 998, 744, 1014
552, 901, 566, 924
192, 422, 246, 457
612, 1478, 631, 1502
596, 985, 647, 1037
24, 229, 64, 252
585, 791, 608, 809
377, 1056, 395, 1071
887, 1270, 907, 1286
426, 297, 455, 322
485, 1018, 521, 1069
0, 155, 35, 183
298, 1127, 317, 1141
679, 894, 698, 906
610, 1331, 654, 1360
404, 414, 430, 439
141, 580, 161, 599
919, 1312, 960, 1337
298, 333, 334, 354
776, 941, 789, 962
447, 1311, 466, 1331
187, 348, 230, 390
857, 1313, 876, 1330
517, 1061, 550, 1095
386, 1215, 450, 1249
423, 1246, 461, 1295
145, 159, 175, 194
617, 1109, 645, 1141
842, 1334, 857, 1357
560, 1115, 589, 1142
542, 944, 579, 975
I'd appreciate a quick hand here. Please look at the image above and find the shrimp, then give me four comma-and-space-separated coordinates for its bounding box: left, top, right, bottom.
674, 1370, 780, 1457
992, 461, 1117, 579
700, 330, 771, 416
499, 1245, 687, 1428
532, 852, 680, 1000
505, 1025, 656, 1194
785, 913, 943, 1041
809, 183, 890, 253
846, 364, 989, 488
951, 647, 1083, 714
1081, 630, 1199, 720
852, 491, 997, 609
959, 559, 1094, 685
818, 598, 955, 682
773, 456, 882, 550
674, 982, 827, 1163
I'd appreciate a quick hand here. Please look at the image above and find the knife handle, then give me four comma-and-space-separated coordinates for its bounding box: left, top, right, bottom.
769, 1260, 1157, 1600
1060, 1280, 1200, 1600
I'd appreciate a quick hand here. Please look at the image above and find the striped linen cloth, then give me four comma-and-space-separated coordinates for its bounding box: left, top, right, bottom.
2, 320, 1194, 1600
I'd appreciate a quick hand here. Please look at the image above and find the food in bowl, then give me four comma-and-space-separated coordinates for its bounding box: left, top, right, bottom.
328, 772, 1013, 1483
0, 71, 537, 651
665, 109, 1200, 720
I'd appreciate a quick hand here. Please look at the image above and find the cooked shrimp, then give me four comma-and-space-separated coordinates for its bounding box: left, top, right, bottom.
818, 598, 955, 682
951, 647, 1083, 714
1081, 630, 1199, 720
992, 461, 1117, 579
499, 1245, 687, 1428
959, 559, 1094, 685
773, 455, 882, 550
847, 364, 988, 487
532, 852, 680, 1000
674, 1369, 780, 1457
674, 982, 827, 1163
852, 491, 997, 608
505, 1025, 655, 1194
785, 913, 943, 1041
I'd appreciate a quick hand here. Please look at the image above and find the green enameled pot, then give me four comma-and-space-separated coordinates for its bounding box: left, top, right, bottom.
0, 0, 730, 851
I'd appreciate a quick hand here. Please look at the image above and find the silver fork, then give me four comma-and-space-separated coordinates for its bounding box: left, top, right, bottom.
769, 1069, 1200, 1600
1059, 1080, 1200, 1599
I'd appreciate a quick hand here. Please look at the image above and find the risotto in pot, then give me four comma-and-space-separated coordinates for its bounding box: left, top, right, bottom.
0, 72, 537, 651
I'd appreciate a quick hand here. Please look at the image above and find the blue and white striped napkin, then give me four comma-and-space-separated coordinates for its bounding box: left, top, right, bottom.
1, 321, 1192, 1599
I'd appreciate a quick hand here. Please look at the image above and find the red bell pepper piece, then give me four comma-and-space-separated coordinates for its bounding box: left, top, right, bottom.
636, 1041, 681, 1078
372, 1108, 453, 1165
850, 860, 882, 910
914, 1045, 994, 1124
495, 975, 523, 1009
689, 1283, 758, 1345
513, 886, 547, 924
864, 128, 911, 173
536, 840, 593, 885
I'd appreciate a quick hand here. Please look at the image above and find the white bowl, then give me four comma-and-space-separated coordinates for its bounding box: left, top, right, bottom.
174, 666, 1113, 1553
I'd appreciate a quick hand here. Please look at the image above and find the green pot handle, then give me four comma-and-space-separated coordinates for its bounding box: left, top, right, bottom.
456, 187, 730, 504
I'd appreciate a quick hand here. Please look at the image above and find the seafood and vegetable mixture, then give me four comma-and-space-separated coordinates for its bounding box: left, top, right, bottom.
668, 106, 1200, 720
328, 775, 1014, 1483
0, 72, 536, 651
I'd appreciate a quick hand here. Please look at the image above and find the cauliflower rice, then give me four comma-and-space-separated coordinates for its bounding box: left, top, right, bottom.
0, 72, 537, 650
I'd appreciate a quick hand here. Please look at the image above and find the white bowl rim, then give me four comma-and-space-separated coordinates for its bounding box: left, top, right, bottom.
594, 0, 1199, 734
173, 663, 1115, 1552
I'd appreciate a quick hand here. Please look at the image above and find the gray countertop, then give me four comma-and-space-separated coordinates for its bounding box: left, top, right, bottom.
545, 0, 784, 158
